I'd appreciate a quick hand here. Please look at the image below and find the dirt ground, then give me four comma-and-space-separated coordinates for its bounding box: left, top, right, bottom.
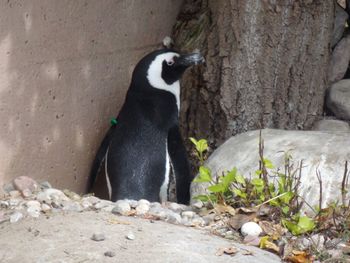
0, 210, 281, 263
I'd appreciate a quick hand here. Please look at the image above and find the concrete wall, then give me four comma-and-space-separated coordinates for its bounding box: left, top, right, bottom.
0, 0, 183, 194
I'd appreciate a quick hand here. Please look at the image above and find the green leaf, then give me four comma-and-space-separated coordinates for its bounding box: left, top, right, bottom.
196, 139, 208, 153
297, 216, 315, 233
189, 137, 198, 146
263, 158, 275, 169
193, 166, 212, 183
235, 174, 246, 185
282, 206, 289, 215
193, 195, 210, 202
251, 178, 264, 187
221, 168, 237, 189
255, 170, 262, 176
208, 184, 225, 193
282, 216, 315, 235
269, 199, 279, 206
233, 189, 247, 199
282, 219, 301, 235
279, 191, 294, 204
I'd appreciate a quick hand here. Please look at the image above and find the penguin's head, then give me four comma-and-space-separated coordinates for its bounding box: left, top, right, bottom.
130, 49, 204, 92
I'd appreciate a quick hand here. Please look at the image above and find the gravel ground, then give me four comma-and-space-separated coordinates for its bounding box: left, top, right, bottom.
0, 210, 281, 263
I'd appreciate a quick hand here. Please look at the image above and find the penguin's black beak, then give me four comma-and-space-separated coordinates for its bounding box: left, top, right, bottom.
174, 52, 205, 68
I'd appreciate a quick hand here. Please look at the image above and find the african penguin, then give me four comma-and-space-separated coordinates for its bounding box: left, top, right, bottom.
88, 49, 204, 204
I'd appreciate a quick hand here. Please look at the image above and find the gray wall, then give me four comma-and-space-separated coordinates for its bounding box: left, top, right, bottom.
0, 0, 182, 194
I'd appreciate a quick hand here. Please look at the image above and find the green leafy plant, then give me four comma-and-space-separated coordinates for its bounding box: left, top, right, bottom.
190, 134, 316, 235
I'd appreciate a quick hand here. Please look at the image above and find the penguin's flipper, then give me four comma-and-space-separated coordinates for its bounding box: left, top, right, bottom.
88, 126, 115, 193
167, 125, 192, 204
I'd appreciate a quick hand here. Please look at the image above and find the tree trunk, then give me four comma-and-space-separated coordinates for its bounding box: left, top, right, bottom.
173, 0, 335, 148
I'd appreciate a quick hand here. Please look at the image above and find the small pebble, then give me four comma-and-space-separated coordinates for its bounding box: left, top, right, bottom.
82, 196, 100, 205
101, 205, 115, 212
181, 211, 196, 220
191, 200, 204, 209
41, 203, 51, 212
95, 200, 114, 209
10, 211, 23, 223
91, 233, 105, 241
112, 200, 131, 215
81, 200, 92, 209
126, 231, 135, 240
104, 251, 116, 257
22, 189, 33, 198
40, 181, 52, 189
27, 206, 41, 218
126, 199, 138, 208
190, 216, 206, 227
9, 190, 21, 198
241, 222, 263, 237
62, 201, 83, 212
0, 200, 9, 208
9, 199, 21, 207
26, 200, 41, 208
168, 202, 184, 213
13, 176, 39, 193
165, 212, 182, 225
138, 199, 150, 206
136, 203, 150, 215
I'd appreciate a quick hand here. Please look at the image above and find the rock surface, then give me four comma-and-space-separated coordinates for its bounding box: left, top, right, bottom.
327, 79, 350, 120
0, 211, 281, 263
328, 35, 350, 83
191, 129, 350, 212
332, 4, 349, 47
312, 119, 350, 132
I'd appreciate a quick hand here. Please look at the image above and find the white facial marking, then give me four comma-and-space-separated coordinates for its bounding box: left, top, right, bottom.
105, 148, 112, 200
147, 52, 181, 110
159, 140, 170, 202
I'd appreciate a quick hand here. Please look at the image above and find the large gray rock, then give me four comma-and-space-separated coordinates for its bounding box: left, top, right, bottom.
191, 129, 350, 212
328, 35, 350, 83
312, 119, 350, 132
332, 4, 349, 47
327, 79, 350, 120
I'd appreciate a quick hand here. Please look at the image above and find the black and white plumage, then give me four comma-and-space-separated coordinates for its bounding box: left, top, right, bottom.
88, 49, 204, 204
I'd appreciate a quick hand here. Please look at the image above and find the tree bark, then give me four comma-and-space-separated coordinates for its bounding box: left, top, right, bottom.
173, 0, 335, 148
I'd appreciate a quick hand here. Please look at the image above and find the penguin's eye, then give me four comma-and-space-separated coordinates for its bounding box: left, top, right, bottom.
166, 59, 174, 66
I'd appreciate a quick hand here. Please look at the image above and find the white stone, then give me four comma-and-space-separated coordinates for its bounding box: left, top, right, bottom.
81, 196, 100, 205
165, 212, 182, 225
135, 203, 150, 215
36, 188, 69, 203
26, 200, 41, 209
101, 205, 114, 212
10, 211, 23, 223
137, 199, 150, 206
181, 211, 196, 219
62, 201, 83, 212
241, 222, 263, 237
190, 216, 206, 227
41, 203, 51, 212
94, 200, 113, 209
9, 190, 21, 198
9, 199, 21, 207
126, 231, 135, 240
168, 202, 184, 213
127, 199, 138, 208
191, 200, 204, 209
112, 200, 131, 215
81, 200, 92, 209
27, 206, 41, 218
